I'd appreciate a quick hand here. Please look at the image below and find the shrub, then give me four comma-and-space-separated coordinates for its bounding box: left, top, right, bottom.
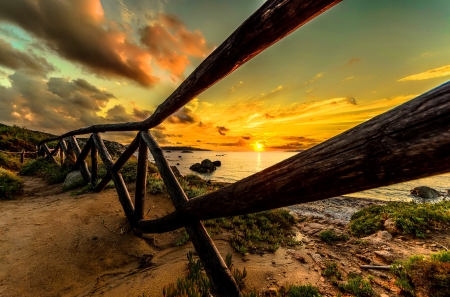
19, 158, 69, 184
319, 230, 349, 244
0, 168, 24, 199
350, 201, 450, 238
392, 251, 450, 297
322, 261, 342, 283
338, 274, 375, 297
147, 175, 165, 194
0, 152, 22, 171
287, 284, 322, 297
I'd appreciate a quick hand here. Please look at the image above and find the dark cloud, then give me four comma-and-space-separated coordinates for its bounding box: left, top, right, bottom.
280, 136, 318, 143
265, 113, 275, 119
347, 97, 357, 105
139, 13, 213, 77
133, 107, 152, 120
150, 129, 171, 144
197, 140, 201, 142
0, 39, 55, 76
166, 134, 183, 137
167, 106, 197, 124
206, 139, 247, 147
241, 135, 251, 140
217, 126, 229, 136
346, 58, 360, 67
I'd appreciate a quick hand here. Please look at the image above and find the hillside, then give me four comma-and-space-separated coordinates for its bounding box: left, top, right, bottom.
0, 124, 57, 152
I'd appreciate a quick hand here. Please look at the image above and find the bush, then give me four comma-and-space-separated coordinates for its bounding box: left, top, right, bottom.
350, 201, 450, 238
319, 230, 349, 244
0, 152, 22, 171
338, 273, 375, 297
20, 158, 70, 184
392, 251, 450, 297
0, 168, 24, 199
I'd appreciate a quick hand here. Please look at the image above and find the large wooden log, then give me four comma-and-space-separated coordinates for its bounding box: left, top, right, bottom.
67, 136, 91, 183
94, 133, 140, 192
38, 0, 340, 144
140, 131, 240, 296
133, 133, 148, 227
139, 82, 450, 233
92, 133, 135, 227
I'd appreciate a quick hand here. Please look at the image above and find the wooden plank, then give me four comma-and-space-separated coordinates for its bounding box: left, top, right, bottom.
139, 81, 450, 233
38, 0, 341, 144
67, 136, 91, 183
94, 133, 140, 192
92, 133, 135, 227
133, 133, 148, 227
140, 131, 240, 296
70, 137, 93, 173
43, 144, 58, 165
91, 146, 98, 188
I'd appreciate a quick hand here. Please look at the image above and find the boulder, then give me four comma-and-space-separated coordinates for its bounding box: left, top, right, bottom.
62, 170, 85, 191
410, 186, 442, 199
383, 218, 400, 235
189, 159, 217, 173
201, 159, 216, 171
212, 160, 221, 166
170, 166, 182, 178
189, 163, 202, 171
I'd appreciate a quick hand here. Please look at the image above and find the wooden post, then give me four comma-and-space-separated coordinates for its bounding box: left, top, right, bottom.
134, 133, 148, 227
91, 145, 98, 188
94, 133, 140, 192
43, 144, 58, 165
67, 136, 91, 183
140, 131, 240, 296
92, 133, 135, 227
20, 150, 24, 164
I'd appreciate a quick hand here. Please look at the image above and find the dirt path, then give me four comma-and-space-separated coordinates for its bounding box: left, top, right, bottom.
0, 177, 448, 296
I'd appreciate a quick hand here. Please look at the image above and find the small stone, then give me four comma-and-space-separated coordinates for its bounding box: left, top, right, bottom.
374, 250, 396, 263
311, 253, 323, 264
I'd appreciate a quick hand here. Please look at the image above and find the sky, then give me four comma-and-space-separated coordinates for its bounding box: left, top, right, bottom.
0, 0, 449, 151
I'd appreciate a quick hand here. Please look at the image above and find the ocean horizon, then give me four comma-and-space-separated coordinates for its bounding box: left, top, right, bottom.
148, 150, 450, 202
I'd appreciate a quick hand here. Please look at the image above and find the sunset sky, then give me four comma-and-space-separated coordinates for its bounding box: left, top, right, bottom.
0, 0, 449, 151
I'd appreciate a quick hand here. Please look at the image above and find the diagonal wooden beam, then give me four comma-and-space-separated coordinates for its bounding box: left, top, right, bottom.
92, 133, 135, 227
134, 133, 148, 227
94, 133, 140, 192
70, 137, 93, 173
140, 131, 240, 296
139, 81, 450, 233
67, 136, 91, 183
43, 144, 58, 165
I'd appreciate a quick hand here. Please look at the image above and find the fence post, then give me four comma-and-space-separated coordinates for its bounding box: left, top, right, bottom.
134, 133, 148, 227
20, 150, 24, 164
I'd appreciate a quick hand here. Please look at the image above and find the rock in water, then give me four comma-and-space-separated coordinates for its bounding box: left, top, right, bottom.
62, 170, 85, 191
410, 186, 442, 199
201, 159, 216, 171
189, 159, 217, 173
212, 160, 221, 166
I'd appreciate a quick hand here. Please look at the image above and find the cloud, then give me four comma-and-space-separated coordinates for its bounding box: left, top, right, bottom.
139, 13, 213, 77
281, 136, 319, 143
206, 138, 248, 147
241, 135, 251, 140
0, 39, 55, 76
346, 58, 360, 67
342, 76, 355, 81
217, 126, 229, 136
150, 129, 171, 144
397, 64, 450, 81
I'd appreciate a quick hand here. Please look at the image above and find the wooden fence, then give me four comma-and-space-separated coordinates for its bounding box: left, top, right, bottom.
0, 150, 37, 163
37, 0, 450, 295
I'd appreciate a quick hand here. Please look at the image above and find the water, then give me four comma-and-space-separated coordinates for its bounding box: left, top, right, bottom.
152, 150, 450, 202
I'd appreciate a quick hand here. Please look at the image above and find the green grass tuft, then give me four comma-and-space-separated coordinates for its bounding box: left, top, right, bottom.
19, 158, 70, 184
350, 201, 450, 238
0, 168, 24, 199
338, 274, 376, 297
319, 229, 349, 244
0, 152, 22, 171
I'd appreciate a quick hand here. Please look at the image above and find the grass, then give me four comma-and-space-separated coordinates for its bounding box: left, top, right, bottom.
322, 261, 342, 284
19, 158, 70, 184
0, 124, 57, 152
0, 168, 24, 199
391, 250, 450, 297
162, 251, 322, 297
204, 209, 300, 255
349, 201, 450, 238
337, 273, 376, 297
319, 229, 349, 244
0, 152, 22, 171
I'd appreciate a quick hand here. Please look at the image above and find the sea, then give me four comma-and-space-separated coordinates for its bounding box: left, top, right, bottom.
152, 150, 450, 202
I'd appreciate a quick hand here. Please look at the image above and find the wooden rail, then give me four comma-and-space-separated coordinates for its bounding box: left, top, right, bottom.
0, 150, 38, 163
35, 0, 450, 295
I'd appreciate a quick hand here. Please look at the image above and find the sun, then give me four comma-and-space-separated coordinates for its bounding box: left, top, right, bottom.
254, 142, 264, 151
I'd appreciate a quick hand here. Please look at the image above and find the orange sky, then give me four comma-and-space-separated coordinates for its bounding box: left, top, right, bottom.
0, 0, 450, 151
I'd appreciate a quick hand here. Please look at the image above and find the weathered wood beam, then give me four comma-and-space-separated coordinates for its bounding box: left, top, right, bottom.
49, 143, 61, 157
134, 133, 148, 227
140, 131, 240, 296
67, 136, 91, 183
43, 144, 58, 165
91, 146, 98, 188
92, 133, 135, 227
139, 81, 450, 233
94, 133, 140, 192
70, 137, 93, 173
38, 0, 341, 144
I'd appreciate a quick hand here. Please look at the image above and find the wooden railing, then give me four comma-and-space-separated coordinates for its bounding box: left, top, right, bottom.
0, 150, 37, 163
36, 0, 450, 295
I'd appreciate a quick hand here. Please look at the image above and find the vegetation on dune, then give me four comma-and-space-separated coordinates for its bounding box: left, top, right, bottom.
161, 251, 322, 297
392, 250, 450, 297
0, 152, 22, 171
0, 168, 24, 199
319, 229, 349, 244
349, 201, 450, 238
19, 158, 70, 184
0, 124, 57, 152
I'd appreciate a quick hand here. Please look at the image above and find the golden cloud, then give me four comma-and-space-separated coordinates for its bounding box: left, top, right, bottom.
398, 64, 450, 81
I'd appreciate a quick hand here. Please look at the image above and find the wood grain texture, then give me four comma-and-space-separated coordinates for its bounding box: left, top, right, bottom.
67, 136, 91, 183
134, 133, 148, 227
92, 133, 135, 226
94, 133, 140, 192
140, 131, 240, 296
38, 0, 340, 143
139, 82, 450, 233
91, 146, 98, 188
